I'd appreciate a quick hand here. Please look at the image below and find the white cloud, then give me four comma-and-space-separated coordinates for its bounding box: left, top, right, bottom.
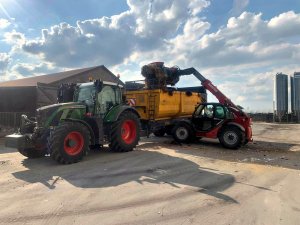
10, 62, 57, 77
230, 0, 249, 16
21, 0, 210, 67
0, 53, 10, 74
3, 30, 25, 45
163, 11, 300, 69
0, 18, 11, 29
268, 11, 300, 38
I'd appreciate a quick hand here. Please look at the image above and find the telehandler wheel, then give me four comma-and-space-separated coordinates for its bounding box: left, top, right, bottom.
153, 128, 166, 137
49, 122, 90, 164
219, 126, 244, 149
110, 111, 140, 152
18, 148, 45, 158
172, 122, 194, 143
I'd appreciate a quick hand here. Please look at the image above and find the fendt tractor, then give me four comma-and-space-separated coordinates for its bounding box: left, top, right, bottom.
137, 62, 253, 149
5, 80, 140, 164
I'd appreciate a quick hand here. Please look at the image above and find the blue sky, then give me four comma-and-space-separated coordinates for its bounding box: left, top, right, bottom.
0, 0, 299, 112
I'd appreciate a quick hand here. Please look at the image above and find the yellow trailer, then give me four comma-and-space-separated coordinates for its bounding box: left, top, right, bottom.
124, 87, 206, 136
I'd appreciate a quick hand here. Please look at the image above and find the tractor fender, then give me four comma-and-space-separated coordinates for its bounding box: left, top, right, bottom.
104, 105, 140, 123
224, 122, 245, 132
62, 118, 96, 145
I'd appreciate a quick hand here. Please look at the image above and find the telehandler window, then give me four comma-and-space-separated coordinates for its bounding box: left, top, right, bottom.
201, 105, 214, 118
215, 106, 225, 119
194, 104, 214, 118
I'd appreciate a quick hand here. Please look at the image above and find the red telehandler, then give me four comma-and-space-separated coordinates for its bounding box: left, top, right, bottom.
140, 62, 252, 149
169, 67, 253, 149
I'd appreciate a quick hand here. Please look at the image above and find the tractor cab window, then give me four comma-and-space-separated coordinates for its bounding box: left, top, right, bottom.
75, 86, 96, 102
97, 85, 121, 115
74, 85, 96, 112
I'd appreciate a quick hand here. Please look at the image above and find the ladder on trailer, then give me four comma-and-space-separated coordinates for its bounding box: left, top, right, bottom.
148, 91, 156, 121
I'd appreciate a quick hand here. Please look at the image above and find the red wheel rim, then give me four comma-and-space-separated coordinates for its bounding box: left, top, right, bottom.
121, 120, 137, 144
64, 131, 84, 156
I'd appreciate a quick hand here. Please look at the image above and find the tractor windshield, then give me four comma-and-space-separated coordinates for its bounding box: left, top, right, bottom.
74, 85, 96, 102
74, 85, 96, 112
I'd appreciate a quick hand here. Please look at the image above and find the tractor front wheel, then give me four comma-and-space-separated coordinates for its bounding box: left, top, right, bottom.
18, 148, 45, 158
49, 122, 90, 164
110, 111, 140, 152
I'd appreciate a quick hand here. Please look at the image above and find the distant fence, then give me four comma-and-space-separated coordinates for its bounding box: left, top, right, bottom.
248, 113, 274, 122
0, 112, 32, 130
248, 113, 300, 123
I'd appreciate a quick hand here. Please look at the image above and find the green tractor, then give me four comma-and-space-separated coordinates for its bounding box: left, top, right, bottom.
5, 80, 140, 164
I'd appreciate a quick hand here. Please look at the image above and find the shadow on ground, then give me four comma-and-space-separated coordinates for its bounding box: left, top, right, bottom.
12, 148, 238, 203
143, 136, 300, 170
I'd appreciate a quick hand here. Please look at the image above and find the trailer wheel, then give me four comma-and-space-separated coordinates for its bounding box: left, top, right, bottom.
219, 126, 244, 149
165, 125, 173, 136
110, 111, 140, 152
49, 122, 90, 164
18, 148, 45, 158
153, 128, 165, 137
172, 123, 194, 143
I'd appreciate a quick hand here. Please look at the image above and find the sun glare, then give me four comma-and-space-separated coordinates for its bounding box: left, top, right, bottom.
0, 0, 14, 20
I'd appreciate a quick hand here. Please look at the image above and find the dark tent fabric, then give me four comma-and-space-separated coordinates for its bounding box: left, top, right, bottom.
0, 87, 36, 112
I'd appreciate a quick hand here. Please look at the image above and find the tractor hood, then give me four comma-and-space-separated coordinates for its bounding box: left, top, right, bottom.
36, 102, 87, 127
37, 102, 85, 112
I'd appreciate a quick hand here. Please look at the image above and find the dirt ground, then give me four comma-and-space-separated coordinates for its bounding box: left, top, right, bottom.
0, 122, 300, 225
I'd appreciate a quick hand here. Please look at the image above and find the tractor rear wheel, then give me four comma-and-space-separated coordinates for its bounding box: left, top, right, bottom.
110, 111, 140, 152
219, 126, 244, 149
49, 122, 90, 164
18, 148, 45, 158
172, 122, 194, 143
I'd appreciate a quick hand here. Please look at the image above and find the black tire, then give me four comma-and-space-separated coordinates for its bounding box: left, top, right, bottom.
165, 126, 173, 136
172, 122, 194, 143
110, 111, 140, 152
219, 126, 244, 149
48, 122, 91, 164
18, 148, 45, 158
153, 128, 165, 137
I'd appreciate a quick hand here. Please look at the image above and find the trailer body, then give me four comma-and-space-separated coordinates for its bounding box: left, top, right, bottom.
124, 87, 205, 135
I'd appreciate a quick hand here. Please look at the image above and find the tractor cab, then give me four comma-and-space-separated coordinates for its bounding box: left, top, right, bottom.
192, 103, 234, 132
73, 80, 123, 117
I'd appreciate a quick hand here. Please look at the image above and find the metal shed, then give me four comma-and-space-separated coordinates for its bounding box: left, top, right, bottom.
0, 65, 122, 129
